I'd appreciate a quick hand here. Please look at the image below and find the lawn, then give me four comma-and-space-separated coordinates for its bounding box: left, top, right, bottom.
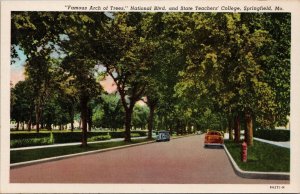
225, 140, 290, 172
11, 138, 154, 164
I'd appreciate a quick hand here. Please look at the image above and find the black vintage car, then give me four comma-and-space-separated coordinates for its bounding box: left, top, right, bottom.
156, 130, 170, 142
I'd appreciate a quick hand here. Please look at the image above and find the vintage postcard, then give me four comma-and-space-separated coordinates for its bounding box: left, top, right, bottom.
1, 0, 300, 193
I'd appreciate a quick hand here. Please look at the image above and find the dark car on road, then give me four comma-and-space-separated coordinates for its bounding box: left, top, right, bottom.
156, 130, 170, 142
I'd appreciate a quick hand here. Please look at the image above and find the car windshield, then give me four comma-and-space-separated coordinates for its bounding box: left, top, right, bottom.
208, 132, 220, 135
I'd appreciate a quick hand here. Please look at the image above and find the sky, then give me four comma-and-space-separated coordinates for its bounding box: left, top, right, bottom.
11, 46, 26, 85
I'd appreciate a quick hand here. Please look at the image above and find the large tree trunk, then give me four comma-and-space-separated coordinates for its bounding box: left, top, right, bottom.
71, 121, 74, 132
70, 107, 74, 132
22, 121, 25, 130
176, 120, 181, 135
35, 104, 40, 133
170, 127, 173, 136
16, 122, 19, 131
124, 107, 133, 142
88, 107, 92, 132
119, 90, 136, 143
234, 114, 241, 143
28, 120, 32, 131
46, 123, 52, 131
245, 111, 254, 146
147, 104, 155, 139
80, 96, 88, 147
228, 116, 233, 140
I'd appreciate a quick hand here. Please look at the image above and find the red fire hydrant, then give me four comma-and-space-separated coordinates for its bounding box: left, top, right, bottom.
241, 141, 247, 162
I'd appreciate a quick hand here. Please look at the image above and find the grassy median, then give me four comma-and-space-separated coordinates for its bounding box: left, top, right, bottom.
225, 140, 290, 172
11, 138, 154, 164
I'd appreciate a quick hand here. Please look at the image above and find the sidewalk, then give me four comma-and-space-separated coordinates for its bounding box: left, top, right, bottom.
253, 137, 290, 149
11, 136, 148, 151
224, 133, 290, 149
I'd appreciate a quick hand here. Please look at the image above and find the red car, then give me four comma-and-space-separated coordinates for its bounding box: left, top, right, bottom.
204, 131, 224, 147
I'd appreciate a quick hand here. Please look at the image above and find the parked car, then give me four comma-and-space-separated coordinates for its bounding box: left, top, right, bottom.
156, 130, 170, 142
204, 131, 224, 147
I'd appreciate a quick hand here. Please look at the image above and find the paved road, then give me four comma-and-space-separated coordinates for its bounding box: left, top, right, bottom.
10, 135, 289, 184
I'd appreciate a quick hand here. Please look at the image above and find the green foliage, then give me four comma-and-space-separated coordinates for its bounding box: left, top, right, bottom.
132, 105, 149, 130
130, 131, 148, 137
51, 132, 82, 143
11, 137, 52, 148
11, 132, 50, 140
109, 131, 125, 138
53, 132, 113, 143
130, 133, 141, 137
10, 80, 35, 129
254, 129, 290, 141
135, 130, 148, 137
87, 134, 111, 142
92, 93, 124, 129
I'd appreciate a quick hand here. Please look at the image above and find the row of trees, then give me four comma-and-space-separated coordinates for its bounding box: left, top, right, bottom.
11, 85, 149, 131
11, 12, 290, 146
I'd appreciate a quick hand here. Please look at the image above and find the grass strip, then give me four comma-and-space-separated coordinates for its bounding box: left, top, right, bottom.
11, 138, 153, 164
225, 140, 290, 172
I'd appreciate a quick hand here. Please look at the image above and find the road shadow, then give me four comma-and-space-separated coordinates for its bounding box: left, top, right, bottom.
204, 145, 224, 149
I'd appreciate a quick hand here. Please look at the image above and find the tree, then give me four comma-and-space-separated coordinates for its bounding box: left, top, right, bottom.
258, 13, 291, 127
132, 104, 149, 130
92, 93, 124, 130
100, 13, 151, 142
59, 12, 107, 146
42, 91, 71, 130
11, 80, 35, 131
11, 12, 65, 132
12, 12, 108, 144
171, 13, 289, 146
141, 13, 188, 137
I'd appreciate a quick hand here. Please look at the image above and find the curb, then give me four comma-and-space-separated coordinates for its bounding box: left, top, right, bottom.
10, 135, 194, 169
223, 144, 290, 180
10, 140, 156, 169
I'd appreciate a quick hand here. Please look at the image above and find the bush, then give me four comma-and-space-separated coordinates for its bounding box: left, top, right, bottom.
53, 132, 110, 143
133, 130, 147, 137
11, 132, 50, 140
11, 137, 52, 148
109, 131, 125, 138
10, 130, 148, 148
88, 134, 111, 142
254, 129, 290, 141
52, 132, 82, 143
131, 133, 141, 137
109, 130, 147, 138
